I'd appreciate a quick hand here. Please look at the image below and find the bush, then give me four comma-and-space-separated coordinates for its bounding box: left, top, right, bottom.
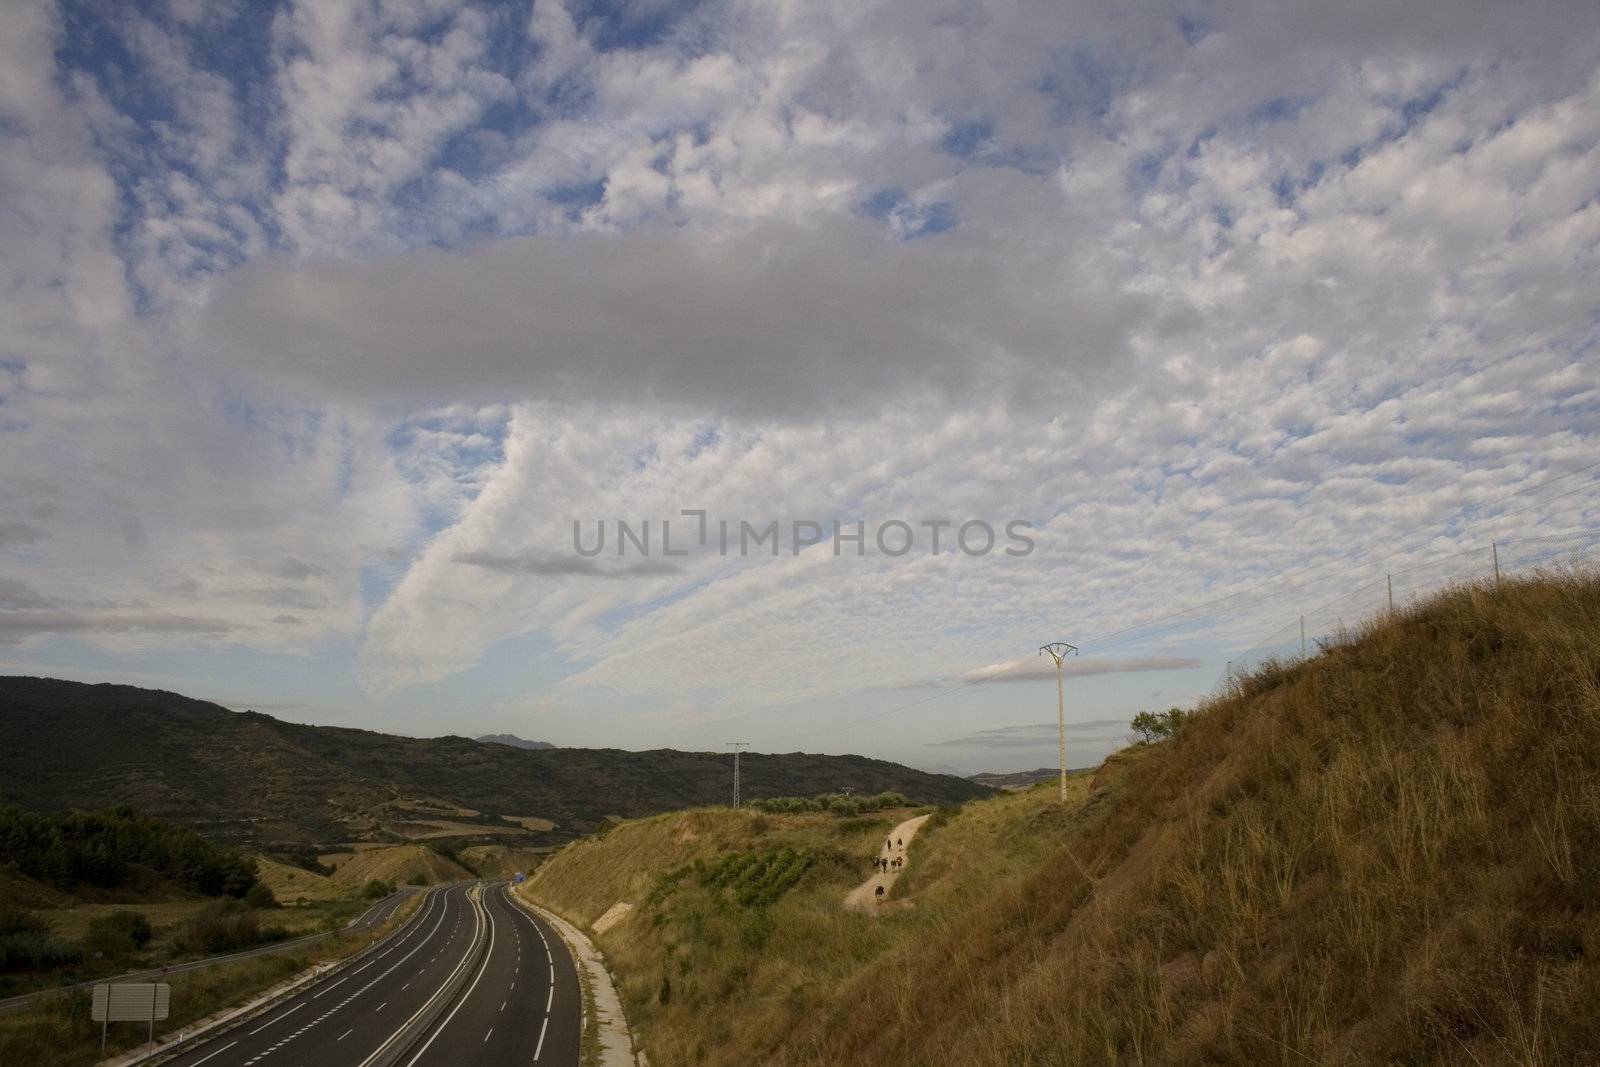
362, 879, 395, 900
406, 873, 428, 886
245, 882, 278, 910
0, 907, 81, 971
81, 911, 153, 959
177, 899, 261, 955
748, 792, 910, 816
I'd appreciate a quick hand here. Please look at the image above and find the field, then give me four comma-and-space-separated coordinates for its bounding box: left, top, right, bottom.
525, 572, 1600, 1065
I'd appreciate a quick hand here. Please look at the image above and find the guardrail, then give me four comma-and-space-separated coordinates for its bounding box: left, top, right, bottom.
104, 886, 442, 1067
0, 887, 419, 1019
356, 882, 493, 1067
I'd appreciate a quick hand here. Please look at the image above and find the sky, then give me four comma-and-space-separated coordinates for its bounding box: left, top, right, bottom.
1, 0, 1598, 775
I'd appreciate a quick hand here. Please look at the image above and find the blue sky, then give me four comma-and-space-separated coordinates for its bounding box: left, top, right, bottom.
1, 0, 1598, 773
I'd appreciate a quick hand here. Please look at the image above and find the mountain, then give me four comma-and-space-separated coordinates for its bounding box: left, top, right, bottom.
475, 733, 556, 750
0, 677, 990, 849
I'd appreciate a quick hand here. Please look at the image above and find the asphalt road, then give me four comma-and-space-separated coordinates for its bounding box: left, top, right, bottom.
165, 882, 581, 1066
0, 888, 419, 1018
408, 883, 582, 1067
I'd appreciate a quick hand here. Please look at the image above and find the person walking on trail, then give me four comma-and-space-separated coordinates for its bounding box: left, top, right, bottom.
875, 885, 885, 901
897, 837, 903, 848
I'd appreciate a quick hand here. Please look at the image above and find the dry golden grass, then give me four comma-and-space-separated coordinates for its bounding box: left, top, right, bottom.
327, 844, 472, 887
529, 571, 1600, 1066
255, 854, 345, 902
458, 843, 551, 879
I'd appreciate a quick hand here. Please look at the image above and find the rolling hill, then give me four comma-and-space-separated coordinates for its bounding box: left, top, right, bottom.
521, 572, 1600, 1065
0, 677, 990, 849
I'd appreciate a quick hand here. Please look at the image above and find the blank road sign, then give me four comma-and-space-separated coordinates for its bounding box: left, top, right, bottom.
92, 982, 171, 1022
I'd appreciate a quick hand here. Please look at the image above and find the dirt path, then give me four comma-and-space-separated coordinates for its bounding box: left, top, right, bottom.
843, 812, 931, 911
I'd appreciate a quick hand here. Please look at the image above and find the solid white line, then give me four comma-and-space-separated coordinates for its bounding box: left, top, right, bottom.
312, 977, 348, 999
401, 889, 498, 1067
534, 1016, 549, 1061
189, 1041, 237, 1065
249, 1001, 302, 1034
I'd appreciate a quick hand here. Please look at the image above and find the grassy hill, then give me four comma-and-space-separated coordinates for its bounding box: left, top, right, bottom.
520, 572, 1600, 1065
0, 678, 990, 850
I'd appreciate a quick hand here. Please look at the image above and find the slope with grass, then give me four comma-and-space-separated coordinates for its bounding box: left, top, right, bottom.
524, 573, 1600, 1065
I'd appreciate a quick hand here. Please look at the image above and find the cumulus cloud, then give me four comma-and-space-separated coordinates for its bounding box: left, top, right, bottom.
0, 0, 1597, 759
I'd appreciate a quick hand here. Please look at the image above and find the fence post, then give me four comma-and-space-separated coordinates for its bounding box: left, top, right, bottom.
1387, 574, 1394, 615
1300, 615, 1305, 657
1492, 541, 1501, 588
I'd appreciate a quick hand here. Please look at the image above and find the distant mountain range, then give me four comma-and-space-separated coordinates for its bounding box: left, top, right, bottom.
0, 677, 991, 850
475, 733, 556, 750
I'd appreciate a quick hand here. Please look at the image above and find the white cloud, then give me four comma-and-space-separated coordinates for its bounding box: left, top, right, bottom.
0, 0, 1596, 762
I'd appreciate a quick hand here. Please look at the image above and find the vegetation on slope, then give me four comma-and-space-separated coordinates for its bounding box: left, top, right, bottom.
0, 806, 256, 897
527, 572, 1600, 1065
0, 678, 991, 847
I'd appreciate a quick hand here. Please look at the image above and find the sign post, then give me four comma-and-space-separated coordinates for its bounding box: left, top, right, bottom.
92, 982, 170, 1054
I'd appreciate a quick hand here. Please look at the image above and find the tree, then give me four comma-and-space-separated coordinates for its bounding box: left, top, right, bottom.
1131, 707, 1191, 744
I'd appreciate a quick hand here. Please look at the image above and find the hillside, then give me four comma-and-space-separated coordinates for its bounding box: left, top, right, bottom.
476, 734, 556, 750
0, 678, 989, 849
521, 573, 1600, 1065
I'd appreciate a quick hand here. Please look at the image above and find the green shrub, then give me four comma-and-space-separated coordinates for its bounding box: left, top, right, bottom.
361, 879, 395, 900
82, 911, 153, 959
245, 883, 278, 909
177, 899, 261, 954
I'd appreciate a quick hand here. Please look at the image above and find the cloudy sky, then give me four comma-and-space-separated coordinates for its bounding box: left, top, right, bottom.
2, 0, 1597, 774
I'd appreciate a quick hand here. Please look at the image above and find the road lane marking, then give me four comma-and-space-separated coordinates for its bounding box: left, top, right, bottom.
534, 1016, 549, 1061
249, 1002, 302, 1034
376, 1001, 387, 1011
189, 1041, 237, 1065
483, 1027, 494, 1042
400, 889, 498, 1067
338, 1028, 354, 1041
312, 977, 347, 999
546, 986, 553, 1011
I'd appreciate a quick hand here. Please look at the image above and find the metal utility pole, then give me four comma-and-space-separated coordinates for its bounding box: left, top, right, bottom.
726, 742, 749, 809
1039, 643, 1079, 804
1300, 615, 1306, 658
1493, 541, 1501, 588
1387, 573, 1394, 615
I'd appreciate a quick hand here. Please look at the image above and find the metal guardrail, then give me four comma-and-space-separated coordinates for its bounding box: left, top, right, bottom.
110, 885, 444, 1067
0, 887, 418, 1018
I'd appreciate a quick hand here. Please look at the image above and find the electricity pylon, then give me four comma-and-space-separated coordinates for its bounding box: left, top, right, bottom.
726, 742, 749, 809
1040, 643, 1079, 803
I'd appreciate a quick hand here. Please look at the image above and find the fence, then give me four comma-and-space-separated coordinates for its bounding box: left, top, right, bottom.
1211, 530, 1600, 692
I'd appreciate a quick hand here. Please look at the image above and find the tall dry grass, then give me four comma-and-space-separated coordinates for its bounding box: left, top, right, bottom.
529, 572, 1600, 1065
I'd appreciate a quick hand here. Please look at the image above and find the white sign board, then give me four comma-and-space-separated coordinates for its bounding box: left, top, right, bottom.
92, 982, 170, 1023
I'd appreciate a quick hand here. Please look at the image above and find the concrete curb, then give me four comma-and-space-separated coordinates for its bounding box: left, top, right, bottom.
511, 886, 641, 1067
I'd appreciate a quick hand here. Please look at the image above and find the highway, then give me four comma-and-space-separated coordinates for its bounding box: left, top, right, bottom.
0, 888, 419, 1018
164, 882, 582, 1066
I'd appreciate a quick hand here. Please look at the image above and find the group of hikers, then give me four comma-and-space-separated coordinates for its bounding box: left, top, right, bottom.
871, 835, 907, 900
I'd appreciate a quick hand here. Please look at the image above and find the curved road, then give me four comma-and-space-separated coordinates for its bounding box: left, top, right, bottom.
166, 882, 581, 1067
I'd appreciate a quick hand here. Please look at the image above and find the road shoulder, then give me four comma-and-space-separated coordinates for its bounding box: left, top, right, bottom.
511, 885, 640, 1067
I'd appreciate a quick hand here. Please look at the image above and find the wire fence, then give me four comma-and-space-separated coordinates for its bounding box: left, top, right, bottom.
1211, 530, 1600, 693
